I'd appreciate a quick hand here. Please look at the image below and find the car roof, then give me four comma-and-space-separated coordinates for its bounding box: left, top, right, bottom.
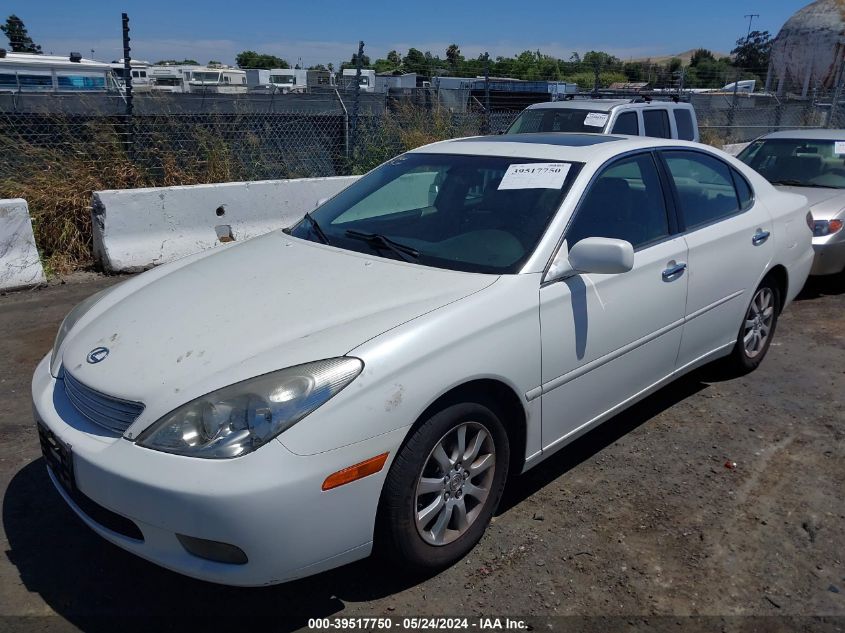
524, 99, 692, 112
410, 133, 709, 163
757, 128, 845, 141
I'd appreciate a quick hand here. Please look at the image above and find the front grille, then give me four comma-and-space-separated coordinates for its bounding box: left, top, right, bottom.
62, 369, 144, 434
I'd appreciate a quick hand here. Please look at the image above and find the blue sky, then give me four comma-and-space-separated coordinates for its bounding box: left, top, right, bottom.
6, 0, 808, 67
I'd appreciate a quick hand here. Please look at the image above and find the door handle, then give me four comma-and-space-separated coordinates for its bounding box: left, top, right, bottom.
752, 230, 771, 246
662, 262, 687, 280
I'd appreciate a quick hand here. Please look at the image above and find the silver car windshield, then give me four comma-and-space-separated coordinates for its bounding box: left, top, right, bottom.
738, 138, 845, 189
290, 153, 583, 274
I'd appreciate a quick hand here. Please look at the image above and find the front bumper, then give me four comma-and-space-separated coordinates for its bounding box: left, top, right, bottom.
810, 237, 845, 276
31, 354, 405, 586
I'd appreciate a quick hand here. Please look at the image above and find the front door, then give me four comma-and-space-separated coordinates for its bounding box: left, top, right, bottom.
539, 152, 688, 451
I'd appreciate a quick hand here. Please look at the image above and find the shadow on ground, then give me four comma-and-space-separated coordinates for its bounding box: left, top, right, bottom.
3, 373, 712, 631
795, 273, 845, 301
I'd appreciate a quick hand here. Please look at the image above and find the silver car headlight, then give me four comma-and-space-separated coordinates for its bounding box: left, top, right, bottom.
50, 287, 115, 375
136, 357, 364, 459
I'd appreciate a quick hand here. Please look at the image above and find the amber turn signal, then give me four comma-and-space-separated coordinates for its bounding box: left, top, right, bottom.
322, 452, 390, 491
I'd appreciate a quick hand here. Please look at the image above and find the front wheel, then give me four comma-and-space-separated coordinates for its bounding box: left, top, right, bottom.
724, 279, 780, 375
376, 402, 509, 571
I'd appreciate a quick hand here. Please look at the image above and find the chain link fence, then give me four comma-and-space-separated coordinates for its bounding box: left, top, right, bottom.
0, 85, 840, 272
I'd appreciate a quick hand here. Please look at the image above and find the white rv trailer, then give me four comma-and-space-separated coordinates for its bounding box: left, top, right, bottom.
0, 51, 119, 93
269, 68, 307, 93
341, 68, 375, 92
110, 59, 152, 92
188, 67, 248, 93
149, 65, 199, 93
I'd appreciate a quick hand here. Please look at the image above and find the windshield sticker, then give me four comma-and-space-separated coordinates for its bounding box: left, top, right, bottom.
835, 141, 845, 155
498, 162, 572, 190
584, 112, 609, 128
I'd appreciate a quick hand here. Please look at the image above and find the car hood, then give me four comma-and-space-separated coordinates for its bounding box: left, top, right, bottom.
776, 185, 845, 220
60, 232, 496, 420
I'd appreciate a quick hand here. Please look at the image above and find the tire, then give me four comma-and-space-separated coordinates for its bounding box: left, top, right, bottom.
376, 402, 510, 571
724, 278, 781, 375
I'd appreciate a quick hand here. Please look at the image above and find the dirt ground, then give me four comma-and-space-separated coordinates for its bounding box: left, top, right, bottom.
0, 272, 842, 632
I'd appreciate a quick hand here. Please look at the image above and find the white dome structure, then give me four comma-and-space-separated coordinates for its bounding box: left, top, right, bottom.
767, 0, 845, 95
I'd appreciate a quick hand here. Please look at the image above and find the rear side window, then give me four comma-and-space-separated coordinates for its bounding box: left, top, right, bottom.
611, 111, 639, 135
567, 153, 670, 250
643, 110, 672, 139
674, 109, 695, 141
662, 151, 742, 229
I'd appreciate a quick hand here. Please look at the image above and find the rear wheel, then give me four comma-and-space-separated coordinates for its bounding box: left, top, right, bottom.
377, 402, 509, 571
725, 279, 780, 374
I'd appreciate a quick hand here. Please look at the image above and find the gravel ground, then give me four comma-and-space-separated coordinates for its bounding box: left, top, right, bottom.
0, 272, 842, 633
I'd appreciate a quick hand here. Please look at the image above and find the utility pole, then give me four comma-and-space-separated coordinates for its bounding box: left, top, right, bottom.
744, 14, 759, 40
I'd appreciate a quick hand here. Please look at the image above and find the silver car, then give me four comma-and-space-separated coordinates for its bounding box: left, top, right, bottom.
738, 129, 845, 276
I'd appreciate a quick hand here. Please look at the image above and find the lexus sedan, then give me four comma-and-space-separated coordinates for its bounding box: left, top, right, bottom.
738, 129, 845, 276
34, 133, 814, 586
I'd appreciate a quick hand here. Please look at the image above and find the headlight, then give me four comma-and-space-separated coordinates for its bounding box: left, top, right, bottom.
50, 286, 115, 375
136, 357, 364, 459
813, 219, 843, 237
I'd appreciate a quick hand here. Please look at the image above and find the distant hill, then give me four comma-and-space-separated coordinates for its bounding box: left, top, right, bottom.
626, 49, 733, 65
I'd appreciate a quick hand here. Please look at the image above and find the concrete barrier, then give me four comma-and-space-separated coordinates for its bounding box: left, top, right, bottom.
92, 176, 360, 272
0, 199, 45, 291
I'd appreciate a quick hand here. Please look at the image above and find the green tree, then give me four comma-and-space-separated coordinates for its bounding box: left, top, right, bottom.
1, 15, 41, 53
155, 59, 199, 65
235, 50, 289, 69
690, 48, 715, 67
402, 48, 428, 75
446, 43, 463, 70
731, 30, 772, 71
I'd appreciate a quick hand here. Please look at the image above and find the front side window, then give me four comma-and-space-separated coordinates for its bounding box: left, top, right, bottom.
737, 138, 845, 189
611, 111, 639, 135
565, 153, 670, 250
507, 108, 610, 134
289, 153, 583, 274
662, 150, 741, 229
643, 109, 671, 139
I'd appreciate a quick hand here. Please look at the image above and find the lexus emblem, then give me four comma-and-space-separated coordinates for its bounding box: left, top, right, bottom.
86, 347, 110, 364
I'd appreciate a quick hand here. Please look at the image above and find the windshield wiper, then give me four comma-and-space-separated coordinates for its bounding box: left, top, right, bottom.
345, 230, 420, 262
302, 212, 331, 245
769, 179, 812, 187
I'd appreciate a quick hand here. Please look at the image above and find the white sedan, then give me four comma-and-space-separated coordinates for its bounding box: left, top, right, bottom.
33, 133, 814, 586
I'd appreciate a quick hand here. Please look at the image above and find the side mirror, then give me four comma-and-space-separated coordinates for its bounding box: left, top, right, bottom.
545, 237, 634, 283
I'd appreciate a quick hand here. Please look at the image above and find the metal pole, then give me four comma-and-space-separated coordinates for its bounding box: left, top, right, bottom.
350, 40, 363, 166
121, 13, 133, 116
828, 48, 845, 128
483, 52, 490, 134
121, 13, 133, 156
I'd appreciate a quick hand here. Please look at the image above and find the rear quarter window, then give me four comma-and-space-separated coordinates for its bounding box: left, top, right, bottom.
674, 109, 695, 141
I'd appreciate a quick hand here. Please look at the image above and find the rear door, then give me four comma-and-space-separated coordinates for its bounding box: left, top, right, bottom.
659, 149, 773, 369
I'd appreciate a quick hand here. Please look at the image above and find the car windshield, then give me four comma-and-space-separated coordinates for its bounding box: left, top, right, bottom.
289, 153, 583, 274
737, 138, 845, 189
507, 108, 609, 134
